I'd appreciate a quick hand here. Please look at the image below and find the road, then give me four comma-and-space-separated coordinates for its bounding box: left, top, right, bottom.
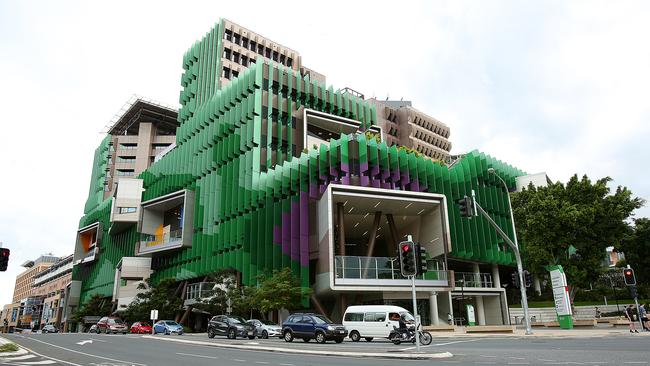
2, 332, 649, 366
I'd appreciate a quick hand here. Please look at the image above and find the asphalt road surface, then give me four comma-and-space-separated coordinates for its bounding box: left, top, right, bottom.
2, 332, 649, 366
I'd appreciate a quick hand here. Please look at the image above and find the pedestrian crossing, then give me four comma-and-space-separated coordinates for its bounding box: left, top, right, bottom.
0, 340, 57, 365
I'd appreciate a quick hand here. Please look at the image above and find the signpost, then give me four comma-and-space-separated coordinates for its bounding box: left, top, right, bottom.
548, 265, 573, 329
150, 309, 158, 335
466, 304, 476, 326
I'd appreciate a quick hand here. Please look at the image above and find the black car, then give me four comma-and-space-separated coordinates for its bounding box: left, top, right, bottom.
207, 315, 257, 339
282, 313, 347, 344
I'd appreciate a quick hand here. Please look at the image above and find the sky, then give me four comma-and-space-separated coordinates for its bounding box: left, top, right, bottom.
1, 0, 648, 306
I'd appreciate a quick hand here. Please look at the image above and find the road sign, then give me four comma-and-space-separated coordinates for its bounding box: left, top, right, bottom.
548, 265, 573, 329
150, 309, 158, 320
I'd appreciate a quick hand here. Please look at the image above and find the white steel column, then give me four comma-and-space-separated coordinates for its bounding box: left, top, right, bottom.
429, 291, 440, 325
491, 264, 501, 288
473, 263, 486, 325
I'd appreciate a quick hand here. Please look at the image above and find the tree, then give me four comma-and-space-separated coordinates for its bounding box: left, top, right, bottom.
511, 174, 643, 296
122, 278, 183, 323
192, 270, 237, 317
620, 218, 650, 283
71, 294, 112, 322
252, 268, 311, 317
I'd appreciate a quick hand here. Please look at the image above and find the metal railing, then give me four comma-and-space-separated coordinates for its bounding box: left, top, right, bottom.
334, 256, 448, 282
185, 282, 219, 300
140, 229, 182, 247
454, 272, 493, 288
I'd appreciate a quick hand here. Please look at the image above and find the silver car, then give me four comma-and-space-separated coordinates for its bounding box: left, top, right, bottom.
249, 319, 282, 339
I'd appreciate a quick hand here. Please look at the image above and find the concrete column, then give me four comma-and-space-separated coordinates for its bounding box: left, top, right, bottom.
491, 264, 501, 288
337, 203, 346, 257
475, 296, 486, 325
429, 292, 439, 325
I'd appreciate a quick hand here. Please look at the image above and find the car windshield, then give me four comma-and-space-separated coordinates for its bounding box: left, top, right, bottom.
400, 312, 415, 321
108, 319, 124, 324
140, 322, 150, 327
260, 320, 278, 326
230, 316, 246, 324
312, 315, 332, 324
165, 321, 179, 326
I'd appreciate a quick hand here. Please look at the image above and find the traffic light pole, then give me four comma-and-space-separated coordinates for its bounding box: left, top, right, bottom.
474, 202, 533, 335
406, 235, 421, 352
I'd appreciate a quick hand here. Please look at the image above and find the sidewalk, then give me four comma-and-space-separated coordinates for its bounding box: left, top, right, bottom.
431, 326, 650, 338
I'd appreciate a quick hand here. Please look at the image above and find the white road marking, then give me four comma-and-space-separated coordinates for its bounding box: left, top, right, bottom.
233, 360, 246, 362
12, 361, 56, 365
12, 336, 146, 366
623, 363, 647, 364
254, 362, 268, 364
480, 355, 497, 358
279, 364, 294, 366
1, 355, 36, 361
400, 338, 480, 350
539, 360, 556, 362
6, 338, 83, 366
76, 340, 93, 345
175, 353, 219, 359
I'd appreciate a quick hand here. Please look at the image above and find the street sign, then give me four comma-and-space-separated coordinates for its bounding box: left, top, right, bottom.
150, 309, 158, 320
548, 265, 573, 329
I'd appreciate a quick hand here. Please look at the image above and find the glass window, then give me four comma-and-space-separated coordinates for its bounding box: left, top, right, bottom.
117, 207, 137, 214
344, 312, 364, 322
312, 315, 332, 324
365, 312, 386, 322
242, 37, 248, 48
165, 321, 178, 326
250, 41, 257, 51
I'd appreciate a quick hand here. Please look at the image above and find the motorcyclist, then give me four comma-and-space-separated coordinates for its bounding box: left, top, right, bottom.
391, 313, 410, 339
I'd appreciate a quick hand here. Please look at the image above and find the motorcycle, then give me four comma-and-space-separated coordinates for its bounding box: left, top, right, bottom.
388, 324, 432, 345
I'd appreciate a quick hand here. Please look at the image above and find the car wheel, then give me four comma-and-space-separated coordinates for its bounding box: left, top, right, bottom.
335, 337, 344, 343
349, 330, 360, 342
283, 330, 293, 342
302, 338, 310, 342
208, 329, 216, 338
248, 335, 256, 340
364, 337, 374, 342
315, 331, 326, 344
262, 330, 268, 339
228, 328, 236, 340
165, 329, 170, 335
96, 328, 101, 334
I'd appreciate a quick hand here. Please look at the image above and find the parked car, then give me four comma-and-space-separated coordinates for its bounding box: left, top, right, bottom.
282, 313, 347, 344
248, 319, 282, 339
153, 320, 183, 335
342, 305, 414, 342
207, 315, 256, 339
96, 317, 128, 334
41, 325, 59, 333
130, 321, 153, 334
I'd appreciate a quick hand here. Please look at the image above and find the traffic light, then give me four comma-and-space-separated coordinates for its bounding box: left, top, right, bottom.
511, 272, 520, 288
523, 270, 532, 288
416, 244, 428, 276
0, 248, 9, 272
399, 241, 417, 277
623, 268, 636, 286
456, 195, 476, 218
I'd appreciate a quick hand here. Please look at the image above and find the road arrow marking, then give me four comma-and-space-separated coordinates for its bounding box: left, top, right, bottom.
76, 340, 93, 345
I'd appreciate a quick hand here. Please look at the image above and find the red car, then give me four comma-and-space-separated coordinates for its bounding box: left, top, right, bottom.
130, 321, 153, 334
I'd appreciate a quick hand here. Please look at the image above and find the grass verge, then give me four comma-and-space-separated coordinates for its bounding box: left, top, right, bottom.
0, 343, 19, 352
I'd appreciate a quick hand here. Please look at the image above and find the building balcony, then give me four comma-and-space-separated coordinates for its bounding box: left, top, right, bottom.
81, 247, 99, 264
136, 189, 194, 256
334, 255, 451, 288
74, 222, 101, 265
454, 272, 494, 288
137, 230, 182, 255
184, 282, 220, 306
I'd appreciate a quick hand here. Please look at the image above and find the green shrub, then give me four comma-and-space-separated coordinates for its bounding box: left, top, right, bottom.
0, 343, 19, 352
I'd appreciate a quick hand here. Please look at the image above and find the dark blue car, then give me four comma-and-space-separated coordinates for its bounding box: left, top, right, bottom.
282, 313, 347, 344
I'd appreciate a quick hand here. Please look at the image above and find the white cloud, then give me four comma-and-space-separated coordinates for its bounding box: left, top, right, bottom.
1, 0, 648, 306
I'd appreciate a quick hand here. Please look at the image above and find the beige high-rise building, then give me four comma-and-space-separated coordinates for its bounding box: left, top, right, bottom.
32, 255, 73, 329
102, 97, 178, 199
12, 255, 58, 303
369, 98, 452, 161
202, 18, 325, 90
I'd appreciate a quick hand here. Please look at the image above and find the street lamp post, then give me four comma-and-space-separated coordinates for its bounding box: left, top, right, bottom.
487, 168, 533, 335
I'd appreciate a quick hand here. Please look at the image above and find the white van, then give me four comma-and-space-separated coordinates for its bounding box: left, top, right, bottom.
342, 305, 415, 342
